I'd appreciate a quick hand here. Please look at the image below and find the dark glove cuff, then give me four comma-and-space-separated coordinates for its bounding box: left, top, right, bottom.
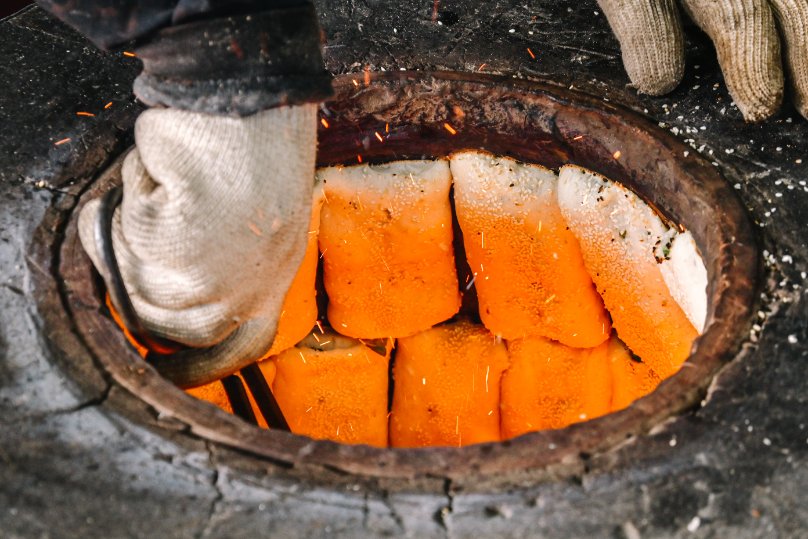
132, 5, 333, 116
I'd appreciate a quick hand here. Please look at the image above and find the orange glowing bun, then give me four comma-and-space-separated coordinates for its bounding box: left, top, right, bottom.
186, 381, 233, 415
450, 151, 610, 347
271, 331, 390, 446
500, 335, 613, 438
558, 165, 699, 378
608, 338, 661, 412
263, 186, 325, 357
390, 319, 509, 447
185, 359, 277, 429
317, 160, 461, 339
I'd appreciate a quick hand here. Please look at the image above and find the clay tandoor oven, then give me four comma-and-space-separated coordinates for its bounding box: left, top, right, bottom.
44, 71, 758, 482
4, 3, 808, 537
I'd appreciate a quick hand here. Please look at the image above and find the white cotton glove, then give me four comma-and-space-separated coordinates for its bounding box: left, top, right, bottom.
598, 0, 808, 121
78, 104, 317, 386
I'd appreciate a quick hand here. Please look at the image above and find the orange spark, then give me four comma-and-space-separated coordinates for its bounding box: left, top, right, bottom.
104, 101, 113, 109
485, 365, 490, 392
527, 47, 536, 59
613, 150, 622, 160
54, 138, 71, 146
443, 123, 457, 135
352, 79, 359, 87
374, 131, 384, 142
357, 154, 363, 163
122, 51, 137, 57
320, 118, 330, 128
478, 63, 487, 71
247, 222, 262, 236
76, 111, 95, 117
452, 105, 465, 119
363, 66, 371, 87
385, 122, 389, 133
573, 135, 584, 141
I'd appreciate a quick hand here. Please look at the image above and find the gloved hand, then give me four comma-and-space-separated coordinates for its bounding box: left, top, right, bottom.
78, 104, 317, 387
598, 0, 808, 121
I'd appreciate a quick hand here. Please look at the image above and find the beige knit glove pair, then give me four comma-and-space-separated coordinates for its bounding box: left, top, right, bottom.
598, 0, 808, 121
79, 105, 317, 386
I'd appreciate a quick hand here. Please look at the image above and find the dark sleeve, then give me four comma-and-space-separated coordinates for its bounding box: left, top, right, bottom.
36, 0, 333, 116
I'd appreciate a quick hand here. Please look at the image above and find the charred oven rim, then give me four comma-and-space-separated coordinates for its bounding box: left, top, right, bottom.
37, 71, 759, 488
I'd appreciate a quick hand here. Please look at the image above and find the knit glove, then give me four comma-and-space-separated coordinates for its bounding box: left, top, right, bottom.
78, 104, 317, 387
598, 0, 808, 121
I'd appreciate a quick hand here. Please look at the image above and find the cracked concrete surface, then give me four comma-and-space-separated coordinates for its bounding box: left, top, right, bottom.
1, 1, 807, 537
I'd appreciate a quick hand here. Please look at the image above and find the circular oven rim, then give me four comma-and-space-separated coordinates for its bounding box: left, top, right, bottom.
39, 70, 759, 488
